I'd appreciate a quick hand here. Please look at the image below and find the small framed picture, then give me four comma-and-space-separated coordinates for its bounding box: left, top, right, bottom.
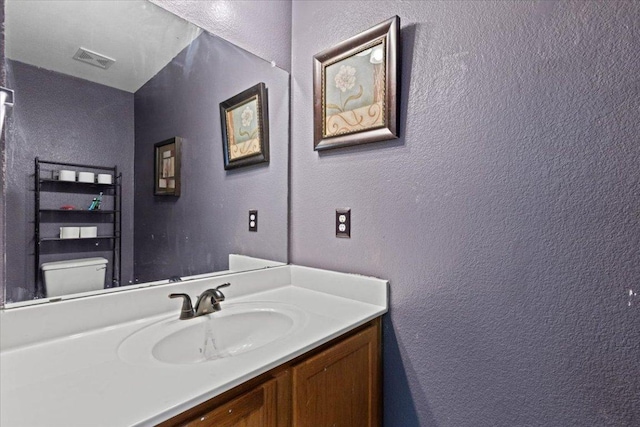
313, 16, 400, 150
154, 137, 182, 196
220, 82, 270, 170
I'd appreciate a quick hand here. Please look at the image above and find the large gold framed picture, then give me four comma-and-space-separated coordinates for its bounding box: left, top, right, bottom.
313, 16, 400, 151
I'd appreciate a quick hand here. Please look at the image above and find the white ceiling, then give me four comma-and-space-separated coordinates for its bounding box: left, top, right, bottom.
5, 0, 203, 93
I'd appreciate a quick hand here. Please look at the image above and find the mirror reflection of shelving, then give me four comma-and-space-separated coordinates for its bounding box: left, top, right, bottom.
35, 158, 122, 297
4, 0, 290, 304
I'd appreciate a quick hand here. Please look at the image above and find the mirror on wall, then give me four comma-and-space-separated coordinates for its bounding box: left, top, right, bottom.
2, 0, 289, 305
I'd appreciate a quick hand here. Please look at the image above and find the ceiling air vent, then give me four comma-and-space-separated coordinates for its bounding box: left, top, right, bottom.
72, 47, 115, 70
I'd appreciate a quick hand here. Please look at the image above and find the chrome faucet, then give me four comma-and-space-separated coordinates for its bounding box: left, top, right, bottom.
169, 283, 231, 320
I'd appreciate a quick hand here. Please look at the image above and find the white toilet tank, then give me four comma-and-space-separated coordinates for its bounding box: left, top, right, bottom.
41, 257, 108, 297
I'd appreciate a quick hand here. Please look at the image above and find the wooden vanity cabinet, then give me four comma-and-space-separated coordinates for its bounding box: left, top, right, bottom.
159, 370, 291, 427
178, 378, 278, 427
292, 322, 380, 426
160, 318, 381, 427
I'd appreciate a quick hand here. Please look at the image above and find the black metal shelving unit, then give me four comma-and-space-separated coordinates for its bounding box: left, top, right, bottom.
35, 158, 122, 293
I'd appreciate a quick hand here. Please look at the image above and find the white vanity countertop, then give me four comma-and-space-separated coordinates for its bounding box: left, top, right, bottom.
0, 265, 388, 426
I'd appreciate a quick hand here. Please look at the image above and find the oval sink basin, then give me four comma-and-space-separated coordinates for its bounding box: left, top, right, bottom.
118, 302, 306, 365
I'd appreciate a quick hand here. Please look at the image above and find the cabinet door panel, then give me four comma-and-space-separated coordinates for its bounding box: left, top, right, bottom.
183, 378, 276, 427
292, 323, 380, 427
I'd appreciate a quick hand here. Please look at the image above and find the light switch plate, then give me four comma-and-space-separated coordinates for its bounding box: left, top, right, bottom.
249, 210, 258, 232
336, 209, 350, 238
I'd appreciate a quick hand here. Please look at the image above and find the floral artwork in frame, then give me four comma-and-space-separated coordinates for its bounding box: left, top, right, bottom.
313, 16, 400, 150
220, 82, 270, 170
154, 137, 182, 196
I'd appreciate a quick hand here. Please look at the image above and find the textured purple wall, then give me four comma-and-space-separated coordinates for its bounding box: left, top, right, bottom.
291, 1, 640, 425
4, 61, 134, 302
150, 0, 292, 71
133, 32, 289, 282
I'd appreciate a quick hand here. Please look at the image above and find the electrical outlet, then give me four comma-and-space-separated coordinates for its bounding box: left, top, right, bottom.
249, 210, 258, 232
336, 209, 350, 238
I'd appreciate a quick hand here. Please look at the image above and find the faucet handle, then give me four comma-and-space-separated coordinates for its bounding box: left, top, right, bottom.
169, 293, 194, 320
213, 283, 231, 302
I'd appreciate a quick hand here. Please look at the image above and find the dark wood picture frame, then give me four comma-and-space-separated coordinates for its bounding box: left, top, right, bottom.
220, 82, 270, 170
313, 16, 400, 151
154, 137, 182, 196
